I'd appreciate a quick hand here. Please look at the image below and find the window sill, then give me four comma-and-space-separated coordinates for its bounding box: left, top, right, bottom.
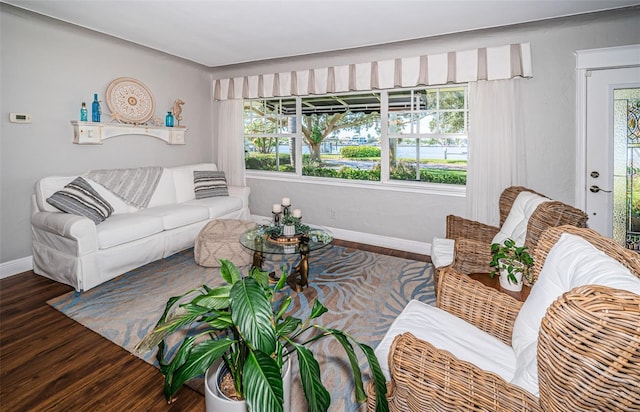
245, 171, 466, 197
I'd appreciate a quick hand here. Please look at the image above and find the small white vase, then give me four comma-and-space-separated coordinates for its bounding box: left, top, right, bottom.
498, 268, 523, 292
283, 224, 296, 237
205, 357, 292, 412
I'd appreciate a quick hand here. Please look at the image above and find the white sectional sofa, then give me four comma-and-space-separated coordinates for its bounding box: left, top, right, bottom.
31, 163, 250, 291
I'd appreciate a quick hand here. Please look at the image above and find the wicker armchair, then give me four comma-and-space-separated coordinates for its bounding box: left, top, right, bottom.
436, 186, 588, 283
368, 226, 640, 412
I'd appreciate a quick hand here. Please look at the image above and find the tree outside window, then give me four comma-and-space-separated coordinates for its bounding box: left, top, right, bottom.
243, 86, 468, 185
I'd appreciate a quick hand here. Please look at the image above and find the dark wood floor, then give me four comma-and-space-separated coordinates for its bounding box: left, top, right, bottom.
0, 240, 429, 411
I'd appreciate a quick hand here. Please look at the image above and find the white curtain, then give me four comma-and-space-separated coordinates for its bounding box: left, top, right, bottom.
213, 99, 246, 187
466, 79, 526, 226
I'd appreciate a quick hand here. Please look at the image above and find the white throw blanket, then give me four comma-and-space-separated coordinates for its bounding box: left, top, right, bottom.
85, 167, 163, 208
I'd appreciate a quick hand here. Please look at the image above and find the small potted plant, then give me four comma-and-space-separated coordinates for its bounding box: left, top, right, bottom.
135, 259, 388, 412
489, 238, 534, 292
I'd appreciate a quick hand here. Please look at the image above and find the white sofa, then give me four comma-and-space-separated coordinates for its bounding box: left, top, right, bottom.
31, 163, 250, 291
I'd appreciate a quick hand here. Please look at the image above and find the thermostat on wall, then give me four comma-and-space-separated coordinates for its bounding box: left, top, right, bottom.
9, 113, 32, 123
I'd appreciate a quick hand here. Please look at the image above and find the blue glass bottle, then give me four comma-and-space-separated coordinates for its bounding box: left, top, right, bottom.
91, 93, 101, 122
165, 111, 174, 127
80, 102, 88, 121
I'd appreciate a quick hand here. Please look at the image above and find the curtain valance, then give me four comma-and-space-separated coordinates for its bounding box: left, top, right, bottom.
213, 43, 532, 101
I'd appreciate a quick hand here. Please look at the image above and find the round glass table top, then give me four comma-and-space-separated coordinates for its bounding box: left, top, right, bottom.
240, 226, 333, 255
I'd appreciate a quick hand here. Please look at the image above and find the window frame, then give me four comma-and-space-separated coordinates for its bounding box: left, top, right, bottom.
244, 85, 468, 196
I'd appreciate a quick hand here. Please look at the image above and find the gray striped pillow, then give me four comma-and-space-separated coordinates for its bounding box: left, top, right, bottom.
194, 170, 228, 199
46, 177, 114, 224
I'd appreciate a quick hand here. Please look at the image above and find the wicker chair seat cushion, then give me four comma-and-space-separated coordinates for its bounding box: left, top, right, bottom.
511, 233, 640, 396
430, 237, 455, 268
374, 299, 515, 382
492, 191, 549, 246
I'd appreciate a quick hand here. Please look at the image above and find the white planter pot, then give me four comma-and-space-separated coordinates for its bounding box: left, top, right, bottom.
205, 357, 292, 412
499, 268, 523, 292
283, 224, 296, 237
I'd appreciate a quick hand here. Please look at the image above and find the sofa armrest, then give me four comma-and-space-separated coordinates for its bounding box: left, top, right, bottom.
367, 333, 541, 412
446, 215, 499, 243
227, 185, 250, 209
437, 268, 522, 345
31, 211, 98, 255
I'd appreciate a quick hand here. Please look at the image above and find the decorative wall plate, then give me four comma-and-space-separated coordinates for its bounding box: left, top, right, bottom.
105, 77, 156, 124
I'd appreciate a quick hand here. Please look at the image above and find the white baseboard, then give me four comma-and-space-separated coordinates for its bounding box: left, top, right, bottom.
1, 256, 33, 279
251, 215, 430, 256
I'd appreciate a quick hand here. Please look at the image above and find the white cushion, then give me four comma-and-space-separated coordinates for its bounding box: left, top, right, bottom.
430, 236, 455, 268
375, 299, 515, 382
87, 179, 138, 214
185, 196, 243, 219
510, 233, 640, 396
492, 191, 549, 246
137, 204, 210, 230
171, 163, 218, 204
96, 213, 164, 249
35, 176, 76, 212
147, 168, 177, 208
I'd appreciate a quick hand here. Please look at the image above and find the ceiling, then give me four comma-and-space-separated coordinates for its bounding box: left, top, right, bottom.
4, 0, 639, 68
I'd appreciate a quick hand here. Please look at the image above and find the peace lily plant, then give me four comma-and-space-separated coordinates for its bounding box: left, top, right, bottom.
135, 259, 388, 412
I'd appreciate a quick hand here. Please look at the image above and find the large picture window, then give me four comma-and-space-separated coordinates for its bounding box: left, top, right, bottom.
244, 85, 467, 186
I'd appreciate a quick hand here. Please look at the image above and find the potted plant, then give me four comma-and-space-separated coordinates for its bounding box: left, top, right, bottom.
489, 238, 534, 292
263, 215, 310, 239
135, 259, 388, 412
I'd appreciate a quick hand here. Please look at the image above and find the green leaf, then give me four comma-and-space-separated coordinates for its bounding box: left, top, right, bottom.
220, 259, 242, 284
243, 350, 284, 412
356, 342, 389, 412
170, 338, 235, 399
249, 265, 271, 289
275, 296, 293, 321
204, 313, 233, 329
230, 278, 276, 355
293, 343, 330, 412
274, 268, 288, 292
310, 299, 328, 319
161, 336, 197, 400
326, 329, 365, 402
277, 316, 302, 337
191, 284, 232, 310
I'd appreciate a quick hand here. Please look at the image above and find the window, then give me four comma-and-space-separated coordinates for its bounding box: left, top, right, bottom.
244, 85, 467, 186
301, 93, 381, 181
244, 98, 297, 173
388, 86, 467, 184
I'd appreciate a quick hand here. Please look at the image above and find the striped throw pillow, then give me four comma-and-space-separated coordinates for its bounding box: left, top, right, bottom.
46, 177, 114, 224
194, 170, 228, 199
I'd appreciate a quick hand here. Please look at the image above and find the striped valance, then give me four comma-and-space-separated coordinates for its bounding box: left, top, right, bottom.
213, 43, 532, 101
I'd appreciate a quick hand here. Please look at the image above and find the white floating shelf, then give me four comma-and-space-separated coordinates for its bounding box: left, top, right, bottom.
71, 121, 186, 145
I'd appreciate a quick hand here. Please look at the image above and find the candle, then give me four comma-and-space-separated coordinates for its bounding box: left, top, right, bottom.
292, 209, 302, 218
282, 197, 291, 206
272, 204, 282, 213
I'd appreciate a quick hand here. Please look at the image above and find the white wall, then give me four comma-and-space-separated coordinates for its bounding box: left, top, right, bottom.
2, 5, 638, 268
212, 8, 640, 247
0, 4, 213, 263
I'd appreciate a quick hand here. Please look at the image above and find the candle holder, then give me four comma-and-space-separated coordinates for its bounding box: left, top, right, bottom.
272, 211, 282, 226
282, 204, 291, 217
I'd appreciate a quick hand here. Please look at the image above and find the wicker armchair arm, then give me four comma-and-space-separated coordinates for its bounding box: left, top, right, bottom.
367, 333, 541, 412
538, 285, 640, 411
437, 268, 522, 345
446, 215, 499, 243
449, 238, 493, 274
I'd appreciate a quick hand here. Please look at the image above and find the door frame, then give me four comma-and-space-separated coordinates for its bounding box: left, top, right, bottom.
575, 44, 640, 212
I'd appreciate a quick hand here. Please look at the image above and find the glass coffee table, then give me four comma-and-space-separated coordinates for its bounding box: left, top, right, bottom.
239, 226, 333, 292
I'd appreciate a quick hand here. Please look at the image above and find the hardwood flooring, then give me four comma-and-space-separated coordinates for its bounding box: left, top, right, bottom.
0, 241, 429, 411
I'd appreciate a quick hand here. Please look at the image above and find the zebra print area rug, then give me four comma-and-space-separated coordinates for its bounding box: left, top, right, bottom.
48, 245, 434, 411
